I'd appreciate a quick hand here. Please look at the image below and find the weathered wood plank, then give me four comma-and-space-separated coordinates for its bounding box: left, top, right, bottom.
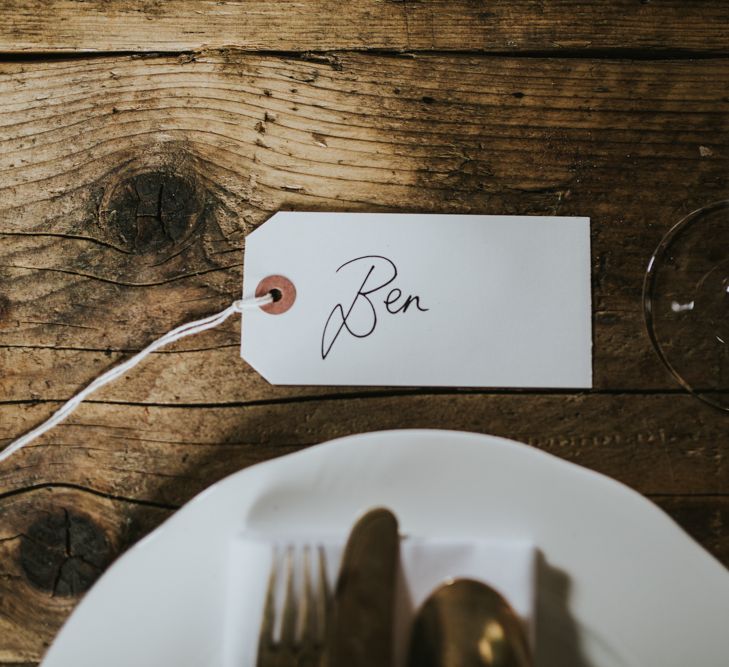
1, 393, 726, 504
1, 53, 728, 404
654, 495, 729, 569
0, 485, 172, 664
2, 1, 729, 54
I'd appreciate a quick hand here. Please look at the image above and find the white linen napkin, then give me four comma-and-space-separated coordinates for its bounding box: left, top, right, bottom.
224, 534, 535, 666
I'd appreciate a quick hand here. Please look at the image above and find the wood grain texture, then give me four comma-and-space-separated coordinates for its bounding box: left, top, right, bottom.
2, 1, 729, 54
2, 394, 727, 503
654, 496, 729, 567
0, 485, 172, 663
1, 52, 729, 407
1, 45, 728, 666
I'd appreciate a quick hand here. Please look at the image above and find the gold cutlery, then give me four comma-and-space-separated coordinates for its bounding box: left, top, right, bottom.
256, 544, 329, 667
408, 578, 532, 667
320, 507, 400, 667
256, 515, 530, 667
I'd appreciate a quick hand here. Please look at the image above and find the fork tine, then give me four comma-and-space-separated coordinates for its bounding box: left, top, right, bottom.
315, 545, 330, 645
298, 545, 318, 646
279, 545, 296, 645
258, 543, 329, 666
257, 545, 278, 656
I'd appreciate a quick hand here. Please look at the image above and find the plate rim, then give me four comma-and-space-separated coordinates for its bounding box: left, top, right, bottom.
41, 428, 729, 667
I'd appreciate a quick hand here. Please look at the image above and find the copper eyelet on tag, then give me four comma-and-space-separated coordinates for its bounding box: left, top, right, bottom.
255, 275, 296, 314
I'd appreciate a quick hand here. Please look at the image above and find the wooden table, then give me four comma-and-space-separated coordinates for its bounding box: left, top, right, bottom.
1, 2, 728, 663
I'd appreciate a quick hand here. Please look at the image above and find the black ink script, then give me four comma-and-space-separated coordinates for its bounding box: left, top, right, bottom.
321, 255, 429, 359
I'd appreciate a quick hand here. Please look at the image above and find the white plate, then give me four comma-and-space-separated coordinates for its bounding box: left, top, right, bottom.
41, 429, 729, 667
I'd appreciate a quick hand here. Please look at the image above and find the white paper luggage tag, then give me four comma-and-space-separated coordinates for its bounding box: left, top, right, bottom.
2, 211, 593, 463
242, 213, 592, 388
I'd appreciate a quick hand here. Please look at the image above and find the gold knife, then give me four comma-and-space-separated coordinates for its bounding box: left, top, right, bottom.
320, 507, 400, 667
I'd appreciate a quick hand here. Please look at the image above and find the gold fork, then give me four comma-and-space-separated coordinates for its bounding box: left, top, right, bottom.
256, 544, 330, 667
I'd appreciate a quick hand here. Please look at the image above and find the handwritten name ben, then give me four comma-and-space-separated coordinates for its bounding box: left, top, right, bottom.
321, 255, 428, 359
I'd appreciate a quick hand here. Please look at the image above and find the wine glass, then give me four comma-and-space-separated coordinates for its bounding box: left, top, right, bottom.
643, 200, 729, 411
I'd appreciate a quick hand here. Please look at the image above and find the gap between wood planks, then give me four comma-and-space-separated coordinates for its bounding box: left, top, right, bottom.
0, 481, 180, 510
2, 46, 729, 64
0, 387, 725, 411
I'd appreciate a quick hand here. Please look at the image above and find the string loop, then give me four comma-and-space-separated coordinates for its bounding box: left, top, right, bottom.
0, 294, 272, 463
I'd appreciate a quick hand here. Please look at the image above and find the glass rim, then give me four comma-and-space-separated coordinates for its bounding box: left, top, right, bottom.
642, 199, 729, 412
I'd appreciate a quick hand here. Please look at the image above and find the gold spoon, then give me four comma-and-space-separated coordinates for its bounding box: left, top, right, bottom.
407, 578, 532, 667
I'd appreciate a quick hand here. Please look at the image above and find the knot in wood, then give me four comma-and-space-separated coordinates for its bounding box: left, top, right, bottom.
100, 170, 205, 254
0, 294, 10, 324
20, 510, 112, 597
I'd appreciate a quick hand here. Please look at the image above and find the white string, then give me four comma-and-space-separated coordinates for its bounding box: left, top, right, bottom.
0, 294, 273, 464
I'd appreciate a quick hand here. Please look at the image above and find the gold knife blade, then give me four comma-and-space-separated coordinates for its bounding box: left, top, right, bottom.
320, 507, 400, 667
